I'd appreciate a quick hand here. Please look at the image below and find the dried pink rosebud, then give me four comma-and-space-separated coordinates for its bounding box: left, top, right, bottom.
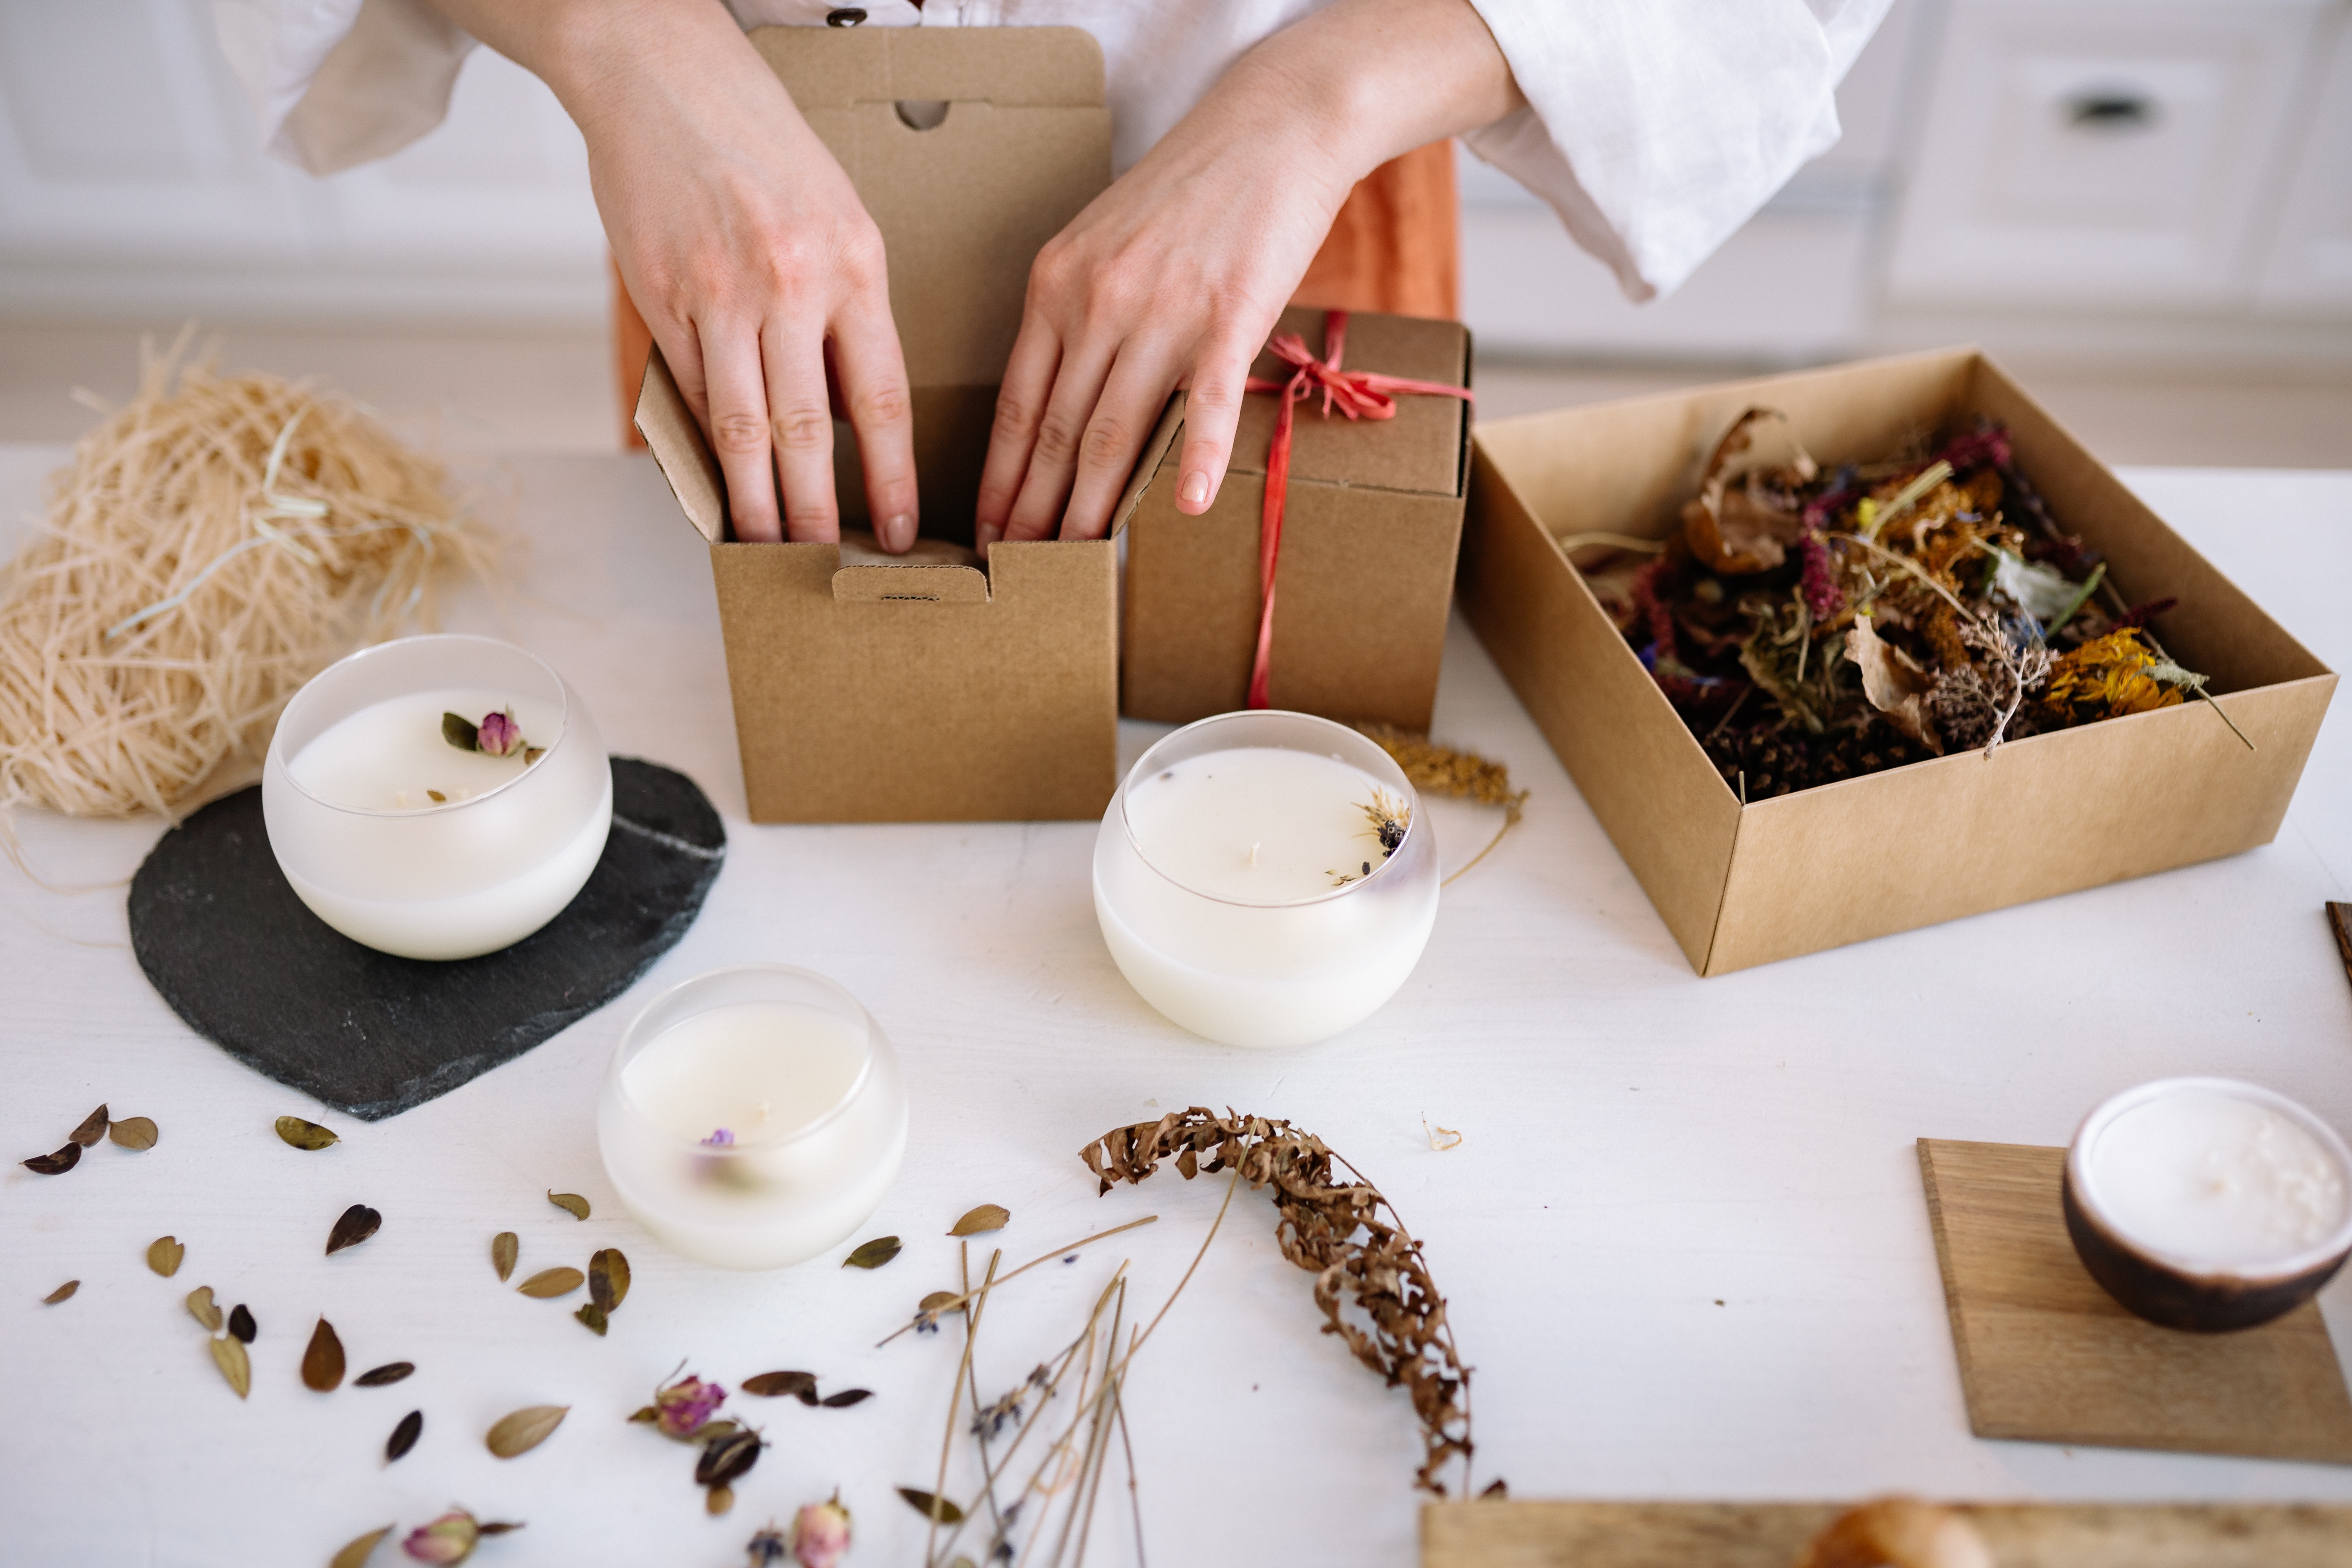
790, 1494, 853, 1568
655, 1373, 728, 1438
702, 1128, 736, 1148
402, 1511, 479, 1565
475, 709, 524, 758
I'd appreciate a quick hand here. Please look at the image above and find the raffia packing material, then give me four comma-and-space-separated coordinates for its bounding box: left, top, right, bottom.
1459, 348, 2335, 976
1119, 306, 1472, 730
634, 26, 1175, 824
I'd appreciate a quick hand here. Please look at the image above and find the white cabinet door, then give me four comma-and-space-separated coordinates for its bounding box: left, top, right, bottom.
2256, 10, 2352, 311
1886, 0, 2333, 308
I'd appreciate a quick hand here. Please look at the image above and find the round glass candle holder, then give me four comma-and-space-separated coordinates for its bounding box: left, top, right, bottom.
597, 964, 909, 1270
2064, 1077, 2352, 1332
261, 633, 611, 960
1092, 710, 1439, 1049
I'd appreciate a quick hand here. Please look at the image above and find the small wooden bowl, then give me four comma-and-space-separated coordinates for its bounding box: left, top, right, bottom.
2064, 1078, 2352, 1333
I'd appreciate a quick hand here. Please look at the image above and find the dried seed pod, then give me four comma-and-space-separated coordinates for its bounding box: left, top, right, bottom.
695, 1428, 764, 1488
515, 1267, 584, 1299
21, 1143, 79, 1176
353, 1361, 414, 1387
491, 1231, 518, 1282
184, 1285, 222, 1332
68, 1105, 109, 1147
706, 1485, 735, 1517
302, 1317, 347, 1391
742, 1371, 818, 1402
897, 1488, 962, 1524
485, 1404, 568, 1458
818, 1388, 871, 1408
326, 1203, 381, 1256
274, 1115, 339, 1151
146, 1236, 185, 1277
42, 1280, 78, 1305
328, 1525, 391, 1568
949, 1204, 1010, 1237
108, 1116, 158, 1151
385, 1409, 423, 1463
842, 1235, 901, 1270
227, 1302, 258, 1343
546, 1191, 590, 1221
209, 1334, 251, 1399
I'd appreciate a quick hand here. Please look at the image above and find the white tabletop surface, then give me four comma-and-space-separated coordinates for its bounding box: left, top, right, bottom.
2, 444, 2348, 1567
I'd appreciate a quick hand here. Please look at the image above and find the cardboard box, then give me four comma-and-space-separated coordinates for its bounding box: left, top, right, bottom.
1119, 307, 1471, 730
1459, 349, 2336, 975
634, 26, 1175, 822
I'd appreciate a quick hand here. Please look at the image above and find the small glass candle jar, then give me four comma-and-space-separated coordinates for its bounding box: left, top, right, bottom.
2064, 1077, 2352, 1332
261, 634, 611, 960
1092, 710, 1439, 1049
597, 964, 909, 1270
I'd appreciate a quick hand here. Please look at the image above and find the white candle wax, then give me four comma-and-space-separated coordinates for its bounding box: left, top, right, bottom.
290, 688, 561, 812
598, 971, 908, 1270
1093, 714, 1439, 1049
2085, 1087, 2351, 1268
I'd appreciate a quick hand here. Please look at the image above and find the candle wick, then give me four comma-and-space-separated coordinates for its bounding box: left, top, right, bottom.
1249, 842, 1259, 866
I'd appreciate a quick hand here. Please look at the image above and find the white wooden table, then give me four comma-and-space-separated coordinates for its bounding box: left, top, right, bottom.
3, 445, 2348, 1567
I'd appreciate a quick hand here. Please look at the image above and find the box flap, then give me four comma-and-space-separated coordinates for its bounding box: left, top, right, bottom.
833, 563, 990, 603
1106, 392, 1184, 540
1204, 307, 1469, 497
634, 348, 727, 544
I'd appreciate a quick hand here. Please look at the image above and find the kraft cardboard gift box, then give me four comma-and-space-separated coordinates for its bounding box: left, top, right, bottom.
635, 25, 1176, 823
1120, 306, 1472, 731
1459, 348, 2336, 976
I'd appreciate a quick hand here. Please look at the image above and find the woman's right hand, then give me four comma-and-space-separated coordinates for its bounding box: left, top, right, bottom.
444, 0, 918, 548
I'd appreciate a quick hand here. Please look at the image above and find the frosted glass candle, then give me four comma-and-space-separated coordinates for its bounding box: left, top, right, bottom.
1093, 710, 1439, 1049
598, 965, 908, 1269
262, 635, 610, 960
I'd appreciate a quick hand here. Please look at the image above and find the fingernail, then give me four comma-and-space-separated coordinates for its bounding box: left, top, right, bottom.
883, 512, 915, 553
1180, 471, 1210, 508
974, 522, 1001, 551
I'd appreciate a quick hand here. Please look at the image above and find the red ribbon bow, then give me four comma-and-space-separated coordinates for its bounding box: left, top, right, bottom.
1239, 310, 1473, 708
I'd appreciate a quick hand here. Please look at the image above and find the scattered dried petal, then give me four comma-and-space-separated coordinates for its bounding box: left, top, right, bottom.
354, 1361, 414, 1387
42, 1280, 78, 1305
515, 1267, 583, 1299
818, 1388, 871, 1408
147, 1235, 185, 1277
69, 1105, 109, 1147
696, 1428, 764, 1488
842, 1235, 901, 1270
330, 1525, 394, 1568
949, 1204, 1010, 1237
185, 1285, 221, 1332
491, 1231, 517, 1282
385, 1408, 423, 1463
574, 1302, 608, 1336
210, 1334, 251, 1399
22, 1142, 79, 1176
327, 1204, 382, 1256
588, 1247, 630, 1312
228, 1302, 257, 1343
108, 1116, 158, 1151
896, 1488, 962, 1525
546, 1191, 590, 1221
790, 1495, 853, 1568
276, 1115, 339, 1150
303, 1316, 347, 1391
742, 1371, 818, 1403
485, 1404, 568, 1458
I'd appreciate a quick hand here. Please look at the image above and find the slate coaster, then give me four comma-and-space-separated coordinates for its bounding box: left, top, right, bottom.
129, 758, 726, 1121
1917, 1138, 2352, 1464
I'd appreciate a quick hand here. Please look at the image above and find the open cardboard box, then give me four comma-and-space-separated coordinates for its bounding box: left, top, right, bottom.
1459, 349, 2336, 975
634, 25, 1174, 822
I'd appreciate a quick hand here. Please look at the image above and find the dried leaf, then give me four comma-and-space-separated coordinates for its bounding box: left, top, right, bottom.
897, 1488, 964, 1524
442, 711, 479, 751
485, 1404, 568, 1458
354, 1361, 414, 1387
819, 1388, 872, 1408
741, 1371, 819, 1403
695, 1429, 763, 1488
842, 1235, 901, 1270
574, 1302, 608, 1336
515, 1267, 584, 1299
948, 1203, 1010, 1237
546, 1191, 590, 1221
303, 1316, 347, 1391
108, 1116, 158, 1151
42, 1280, 78, 1305
69, 1104, 109, 1147
209, 1334, 251, 1399
477, 1523, 523, 1537
147, 1235, 185, 1277
275, 1115, 339, 1151
706, 1485, 735, 1516
385, 1409, 422, 1463
228, 1302, 257, 1343
185, 1285, 222, 1332
587, 1247, 630, 1312
329, 1525, 392, 1568
1844, 615, 1943, 755
492, 1231, 518, 1282
326, 1203, 381, 1256
21, 1142, 79, 1176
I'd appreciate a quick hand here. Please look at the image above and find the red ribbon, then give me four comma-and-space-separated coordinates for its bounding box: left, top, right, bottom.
1238, 310, 1474, 709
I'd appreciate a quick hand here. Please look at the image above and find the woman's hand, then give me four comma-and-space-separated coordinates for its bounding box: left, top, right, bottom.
433, 0, 919, 548
974, 0, 1524, 550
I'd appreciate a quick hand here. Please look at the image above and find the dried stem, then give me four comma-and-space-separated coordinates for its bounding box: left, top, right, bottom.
928, 1244, 996, 1568
877, 1216, 1158, 1348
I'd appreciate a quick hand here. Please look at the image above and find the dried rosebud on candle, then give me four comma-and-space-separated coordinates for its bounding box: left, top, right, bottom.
653, 1373, 728, 1438
702, 1128, 736, 1148
401, 1511, 479, 1565
789, 1494, 853, 1568
475, 709, 524, 758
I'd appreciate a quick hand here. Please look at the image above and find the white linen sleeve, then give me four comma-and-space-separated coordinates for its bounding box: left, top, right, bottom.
1463, 0, 1894, 302
211, 0, 475, 176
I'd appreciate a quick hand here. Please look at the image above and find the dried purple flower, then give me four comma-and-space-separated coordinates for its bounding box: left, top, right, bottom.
402, 1512, 479, 1565
702, 1128, 736, 1148
655, 1373, 728, 1439
1800, 531, 1843, 621
474, 709, 524, 758
789, 1494, 853, 1568
746, 1524, 791, 1566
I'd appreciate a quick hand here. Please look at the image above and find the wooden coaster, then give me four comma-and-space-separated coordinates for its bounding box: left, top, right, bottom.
1917, 1138, 2352, 1464
1421, 1500, 2352, 1568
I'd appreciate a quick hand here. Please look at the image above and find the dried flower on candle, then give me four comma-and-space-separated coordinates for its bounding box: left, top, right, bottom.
702, 1128, 737, 1147
475, 710, 524, 758
1328, 790, 1413, 886
788, 1494, 853, 1568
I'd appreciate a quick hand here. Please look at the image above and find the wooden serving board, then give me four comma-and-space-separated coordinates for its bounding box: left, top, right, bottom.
1917, 1139, 2352, 1463
1421, 1500, 2352, 1568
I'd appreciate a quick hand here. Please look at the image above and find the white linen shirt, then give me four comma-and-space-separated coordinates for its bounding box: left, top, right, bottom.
211, 0, 1891, 301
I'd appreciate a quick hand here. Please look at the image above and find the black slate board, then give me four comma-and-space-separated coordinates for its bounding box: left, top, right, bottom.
129, 758, 725, 1121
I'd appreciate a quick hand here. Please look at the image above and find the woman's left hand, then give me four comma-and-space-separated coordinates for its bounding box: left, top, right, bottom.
973, 0, 1525, 549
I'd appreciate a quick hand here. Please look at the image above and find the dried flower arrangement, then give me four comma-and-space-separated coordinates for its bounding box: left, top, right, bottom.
1356, 724, 1528, 886
1574, 408, 2242, 799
